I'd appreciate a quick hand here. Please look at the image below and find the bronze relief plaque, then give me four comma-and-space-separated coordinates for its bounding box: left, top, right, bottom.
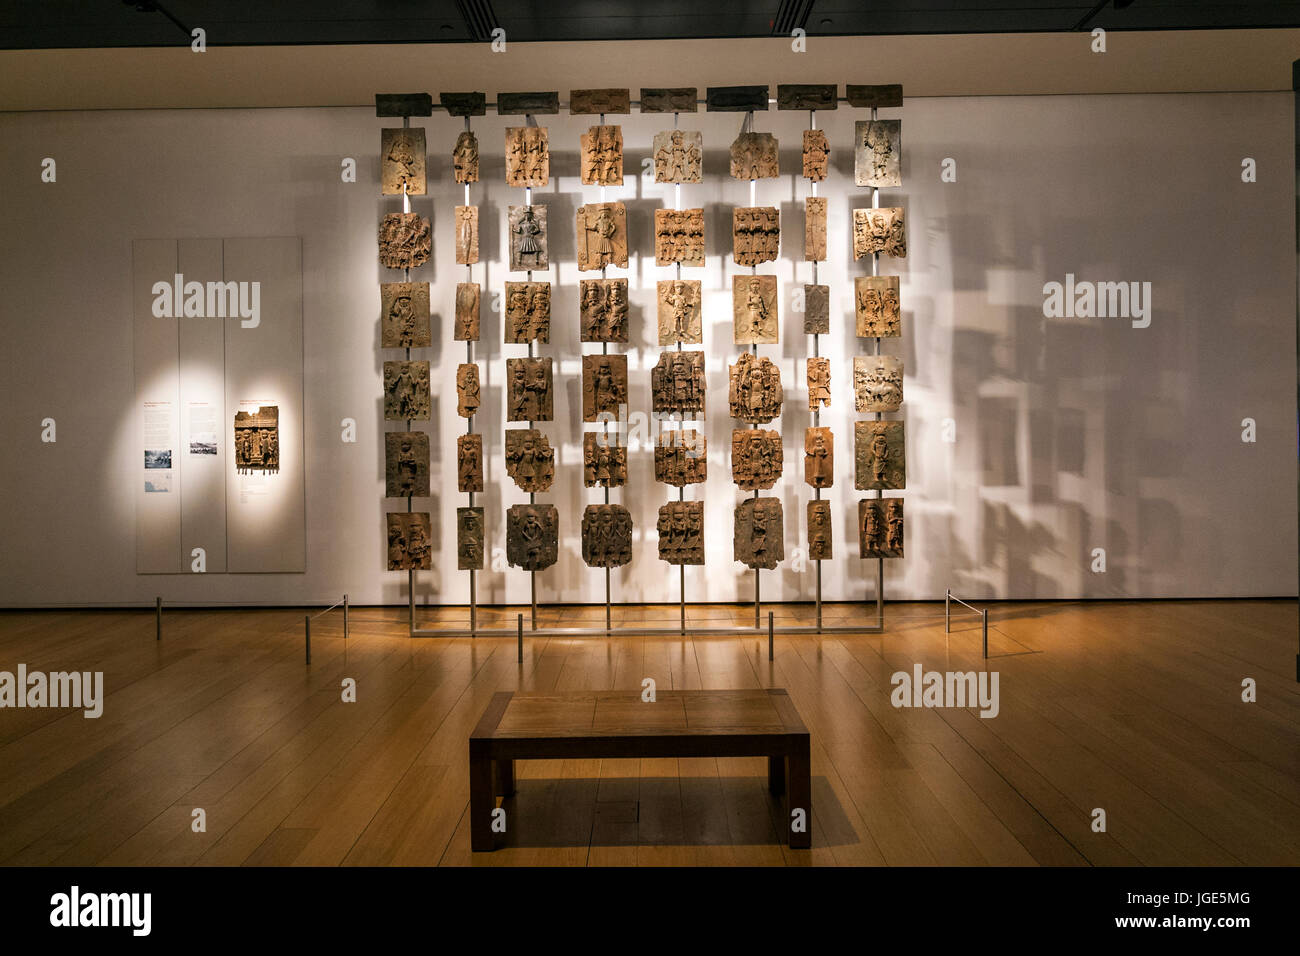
457, 433, 483, 493
581, 504, 633, 568
454, 282, 481, 342
453, 130, 479, 184
654, 208, 705, 266
383, 361, 431, 421
852, 207, 906, 260
234, 406, 279, 473
651, 351, 706, 418
732, 206, 780, 267
580, 125, 624, 185
506, 504, 559, 571
576, 202, 628, 271
859, 497, 904, 558
504, 281, 551, 344
652, 129, 703, 183
854, 119, 901, 188
657, 279, 702, 345
728, 353, 783, 424
854, 421, 905, 490
583, 433, 628, 488
505, 126, 549, 187
807, 357, 831, 411
804, 426, 833, 489
731, 428, 783, 490
729, 132, 779, 179
505, 357, 553, 422
804, 284, 830, 335
504, 428, 555, 493
387, 512, 432, 570
734, 497, 784, 570
855, 276, 901, 338
654, 428, 706, 486
580, 279, 629, 343
457, 506, 485, 571
508, 204, 548, 272
456, 363, 481, 419
807, 500, 832, 560
381, 127, 426, 195
455, 205, 479, 265
582, 354, 628, 422
805, 196, 827, 262
380, 282, 431, 349
732, 274, 778, 344
854, 355, 904, 413
657, 501, 704, 565
378, 213, 431, 269
802, 129, 829, 181
385, 431, 430, 498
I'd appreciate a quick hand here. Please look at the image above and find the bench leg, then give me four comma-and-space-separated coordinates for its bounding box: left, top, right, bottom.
495, 758, 515, 797
470, 746, 495, 852
787, 740, 811, 850
767, 754, 785, 796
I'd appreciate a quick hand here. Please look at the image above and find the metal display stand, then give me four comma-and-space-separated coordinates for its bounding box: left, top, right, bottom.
407, 91, 888, 642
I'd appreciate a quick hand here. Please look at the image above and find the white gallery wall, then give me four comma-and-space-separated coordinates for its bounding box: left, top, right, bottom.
0, 90, 1294, 606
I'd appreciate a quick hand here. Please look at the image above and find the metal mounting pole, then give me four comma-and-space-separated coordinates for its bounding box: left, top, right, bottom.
982, 608, 989, 660
530, 572, 537, 630
304, 615, 311, 665
517, 613, 524, 663
343, 593, 349, 641
679, 564, 686, 635
408, 569, 415, 636
754, 568, 761, 629
605, 566, 612, 634
469, 569, 477, 636
945, 588, 951, 633
155, 596, 161, 641
768, 611, 774, 662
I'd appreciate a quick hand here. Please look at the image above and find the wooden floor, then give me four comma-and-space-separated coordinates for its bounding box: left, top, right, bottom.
0, 600, 1296, 866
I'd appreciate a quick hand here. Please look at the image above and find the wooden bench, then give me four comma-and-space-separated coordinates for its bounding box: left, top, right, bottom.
469, 688, 811, 851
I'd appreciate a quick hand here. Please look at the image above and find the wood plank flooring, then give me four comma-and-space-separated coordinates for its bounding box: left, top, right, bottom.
0, 600, 1295, 866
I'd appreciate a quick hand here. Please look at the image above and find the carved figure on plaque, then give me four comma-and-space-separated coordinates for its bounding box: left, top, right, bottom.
582, 354, 628, 422
506, 357, 553, 422
580, 279, 629, 343
508, 204, 548, 272
505, 126, 549, 187
385, 431, 430, 498
455, 205, 479, 265
380, 282, 431, 348
804, 426, 834, 489
805, 196, 827, 262
383, 361, 431, 421
580, 125, 624, 185
504, 281, 551, 344
728, 353, 783, 424
378, 213, 431, 269
732, 274, 778, 344
807, 357, 831, 411
455, 282, 481, 341
807, 500, 832, 560
581, 504, 632, 568
506, 504, 559, 571
655, 429, 706, 486
457, 433, 483, 493
853, 207, 907, 260
855, 420, 905, 490
859, 498, 904, 558
234, 406, 279, 473
458, 507, 485, 571
656, 279, 702, 345
654, 208, 705, 267
854, 119, 901, 188
387, 512, 432, 570
576, 202, 628, 271
456, 363, 481, 418
734, 498, 784, 570
651, 351, 706, 418
504, 428, 555, 492
381, 127, 426, 195
731, 429, 783, 490
583, 433, 627, 488
854, 355, 904, 413
855, 275, 901, 337
732, 207, 780, 267
657, 501, 704, 565
729, 131, 779, 180
802, 129, 829, 181
452, 130, 479, 184
652, 129, 703, 183
804, 284, 829, 335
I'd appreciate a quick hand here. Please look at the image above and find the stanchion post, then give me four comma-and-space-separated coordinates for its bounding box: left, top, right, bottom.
530, 572, 537, 630
343, 593, 349, 641
982, 608, 989, 660
305, 615, 311, 665
768, 610, 774, 662
155, 596, 162, 641
517, 613, 523, 663
945, 588, 951, 633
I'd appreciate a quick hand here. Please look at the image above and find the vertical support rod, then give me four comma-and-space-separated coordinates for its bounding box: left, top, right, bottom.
470, 569, 477, 636
768, 611, 774, 662
605, 566, 612, 634
305, 615, 311, 665
875, 559, 884, 627
530, 572, 537, 630
815, 562, 822, 632
155, 596, 161, 641
945, 588, 951, 633
754, 568, 761, 629
517, 614, 524, 663
408, 569, 415, 636
343, 593, 349, 641
679, 564, 686, 635
1293, 58, 1300, 682
982, 608, 989, 660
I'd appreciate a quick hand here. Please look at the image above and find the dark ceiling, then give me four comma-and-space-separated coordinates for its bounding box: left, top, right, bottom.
2, 0, 1299, 49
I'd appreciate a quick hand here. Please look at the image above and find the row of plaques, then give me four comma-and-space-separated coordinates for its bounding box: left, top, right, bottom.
387, 496, 904, 573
